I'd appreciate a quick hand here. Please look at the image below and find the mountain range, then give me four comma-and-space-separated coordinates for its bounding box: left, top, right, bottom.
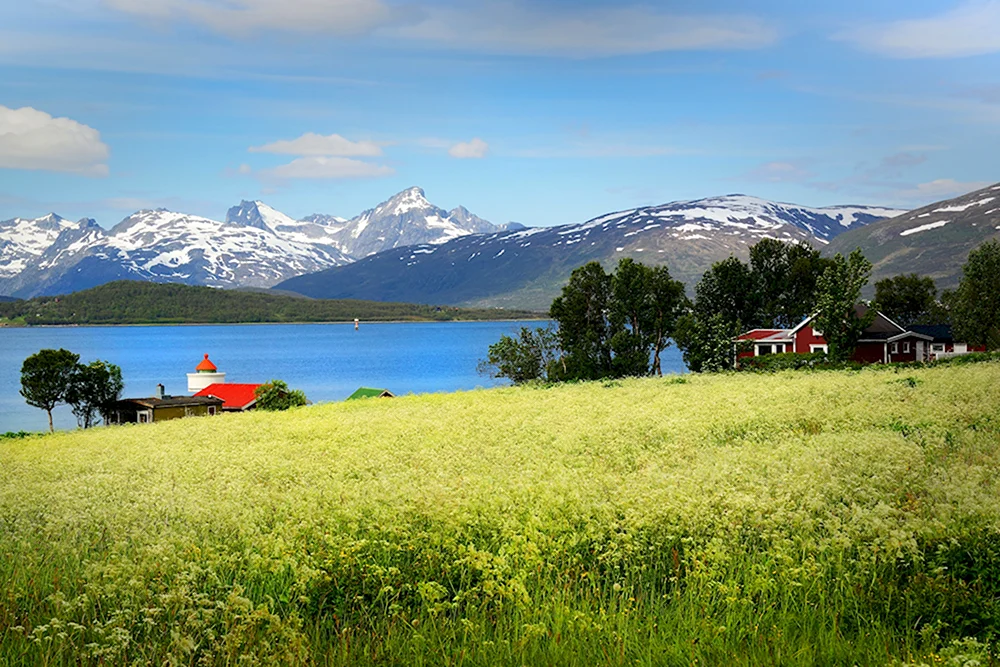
826, 182, 1000, 293
11, 183, 993, 310
276, 195, 905, 310
0, 188, 498, 298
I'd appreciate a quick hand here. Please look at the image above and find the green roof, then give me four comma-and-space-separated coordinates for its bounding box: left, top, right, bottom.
347, 387, 395, 400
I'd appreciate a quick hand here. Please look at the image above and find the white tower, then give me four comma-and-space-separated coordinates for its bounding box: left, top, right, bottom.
187, 354, 226, 393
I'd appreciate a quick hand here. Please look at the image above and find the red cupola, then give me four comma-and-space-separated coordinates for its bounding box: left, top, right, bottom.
195, 354, 218, 373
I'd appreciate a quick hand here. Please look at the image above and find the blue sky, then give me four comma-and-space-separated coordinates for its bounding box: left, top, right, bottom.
1, 0, 999, 228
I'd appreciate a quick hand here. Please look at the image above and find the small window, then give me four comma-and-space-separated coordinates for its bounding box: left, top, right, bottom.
903, 342, 910, 353
812, 327, 823, 337
139, 412, 149, 424
774, 344, 784, 354
757, 344, 773, 356
891, 343, 899, 354
932, 344, 945, 353
810, 344, 828, 354
208, 406, 217, 416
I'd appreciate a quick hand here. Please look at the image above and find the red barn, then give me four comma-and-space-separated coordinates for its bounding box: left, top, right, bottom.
735, 306, 965, 364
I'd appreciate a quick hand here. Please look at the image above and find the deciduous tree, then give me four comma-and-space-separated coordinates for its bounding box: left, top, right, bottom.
478, 326, 562, 384
874, 274, 945, 328
951, 239, 1000, 350
66, 360, 124, 428
813, 249, 875, 361
254, 380, 308, 411
549, 262, 614, 381
20, 348, 79, 432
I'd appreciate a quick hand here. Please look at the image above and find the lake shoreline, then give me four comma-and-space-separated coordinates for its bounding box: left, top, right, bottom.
2, 317, 549, 329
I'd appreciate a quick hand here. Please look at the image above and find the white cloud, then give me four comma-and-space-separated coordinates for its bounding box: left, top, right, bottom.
249, 132, 383, 157
448, 138, 489, 159
259, 156, 393, 180
0, 105, 109, 176
839, 1, 1000, 58
238, 163, 253, 174
101, 0, 777, 57
897, 178, 991, 200
103, 0, 399, 36
394, 4, 778, 57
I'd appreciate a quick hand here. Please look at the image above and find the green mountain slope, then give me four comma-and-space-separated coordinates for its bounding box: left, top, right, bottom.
826, 182, 1000, 292
0, 280, 540, 326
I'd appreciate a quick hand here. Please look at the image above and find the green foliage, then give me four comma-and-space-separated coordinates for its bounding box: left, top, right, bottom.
65, 360, 124, 429
814, 248, 876, 361
2, 364, 1000, 664
479, 326, 561, 385
694, 255, 758, 327
0, 281, 541, 326
952, 239, 1000, 350
875, 273, 948, 328
545, 259, 688, 381
254, 379, 308, 411
549, 261, 614, 380
674, 312, 747, 373
19, 348, 80, 433
750, 239, 835, 328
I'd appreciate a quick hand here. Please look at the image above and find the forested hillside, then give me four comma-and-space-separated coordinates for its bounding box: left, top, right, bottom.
0, 281, 539, 326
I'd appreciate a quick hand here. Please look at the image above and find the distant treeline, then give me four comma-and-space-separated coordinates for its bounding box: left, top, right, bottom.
0, 281, 542, 326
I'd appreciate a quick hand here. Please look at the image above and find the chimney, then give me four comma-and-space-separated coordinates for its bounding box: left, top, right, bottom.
156, 383, 165, 400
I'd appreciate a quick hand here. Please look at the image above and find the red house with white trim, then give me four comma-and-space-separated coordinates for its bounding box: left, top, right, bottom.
736, 305, 982, 364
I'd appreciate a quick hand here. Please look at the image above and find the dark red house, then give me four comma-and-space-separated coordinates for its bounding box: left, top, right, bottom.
735, 306, 980, 364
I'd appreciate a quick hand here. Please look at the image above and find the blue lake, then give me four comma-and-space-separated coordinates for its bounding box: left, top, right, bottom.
0, 321, 688, 433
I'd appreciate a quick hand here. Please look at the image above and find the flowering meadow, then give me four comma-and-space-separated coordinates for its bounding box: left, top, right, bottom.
2, 364, 999, 665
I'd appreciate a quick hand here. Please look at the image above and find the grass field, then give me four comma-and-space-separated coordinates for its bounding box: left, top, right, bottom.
2, 363, 1000, 665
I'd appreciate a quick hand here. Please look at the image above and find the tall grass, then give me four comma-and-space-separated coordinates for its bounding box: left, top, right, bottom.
1, 364, 999, 665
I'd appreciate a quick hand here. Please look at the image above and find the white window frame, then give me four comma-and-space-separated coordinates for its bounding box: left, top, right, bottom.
810, 344, 828, 354
903, 342, 910, 353
756, 344, 773, 357
891, 342, 899, 354
931, 344, 945, 353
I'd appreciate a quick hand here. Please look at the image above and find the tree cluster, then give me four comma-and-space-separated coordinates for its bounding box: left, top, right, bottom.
676, 240, 840, 370
20, 349, 123, 432
254, 380, 308, 411
484, 237, 1000, 381
481, 258, 687, 384
0, 281, 539, 327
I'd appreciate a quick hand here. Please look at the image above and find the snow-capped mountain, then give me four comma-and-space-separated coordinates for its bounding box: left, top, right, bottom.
0, 187, 496, 297
0, 208, 354, 298
226, 200, 348, 248
0, 214, 85, 279
827, 181, 1000, 292
277, 195, 907, 310
226, 188, 498, 258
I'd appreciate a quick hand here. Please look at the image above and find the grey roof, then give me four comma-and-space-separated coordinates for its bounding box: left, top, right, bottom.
909, 324, 954, 342
119, 396, 224, 409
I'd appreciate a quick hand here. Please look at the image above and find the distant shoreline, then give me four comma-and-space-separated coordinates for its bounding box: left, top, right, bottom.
1, 317, 550, 330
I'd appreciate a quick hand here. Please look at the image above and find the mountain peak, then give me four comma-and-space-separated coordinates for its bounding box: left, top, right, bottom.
382, 187, 431, 216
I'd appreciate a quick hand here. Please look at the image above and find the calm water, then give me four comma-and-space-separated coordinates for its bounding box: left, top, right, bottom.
0, 321, 687, 433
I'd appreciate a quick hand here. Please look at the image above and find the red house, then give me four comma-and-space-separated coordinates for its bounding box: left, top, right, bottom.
735, 306, 979, 364
194, 383, 264, 412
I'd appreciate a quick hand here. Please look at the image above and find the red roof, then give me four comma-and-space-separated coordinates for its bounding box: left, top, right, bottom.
194, 383, 262, 410
195, 354, 218, 372
737, 329, 789, 341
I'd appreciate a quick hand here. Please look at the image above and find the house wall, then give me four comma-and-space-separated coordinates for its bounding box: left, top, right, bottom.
153, 405, 216, 422
886, 337, 920, 363
794, 326, 826, 354
851, 342, 887, 364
